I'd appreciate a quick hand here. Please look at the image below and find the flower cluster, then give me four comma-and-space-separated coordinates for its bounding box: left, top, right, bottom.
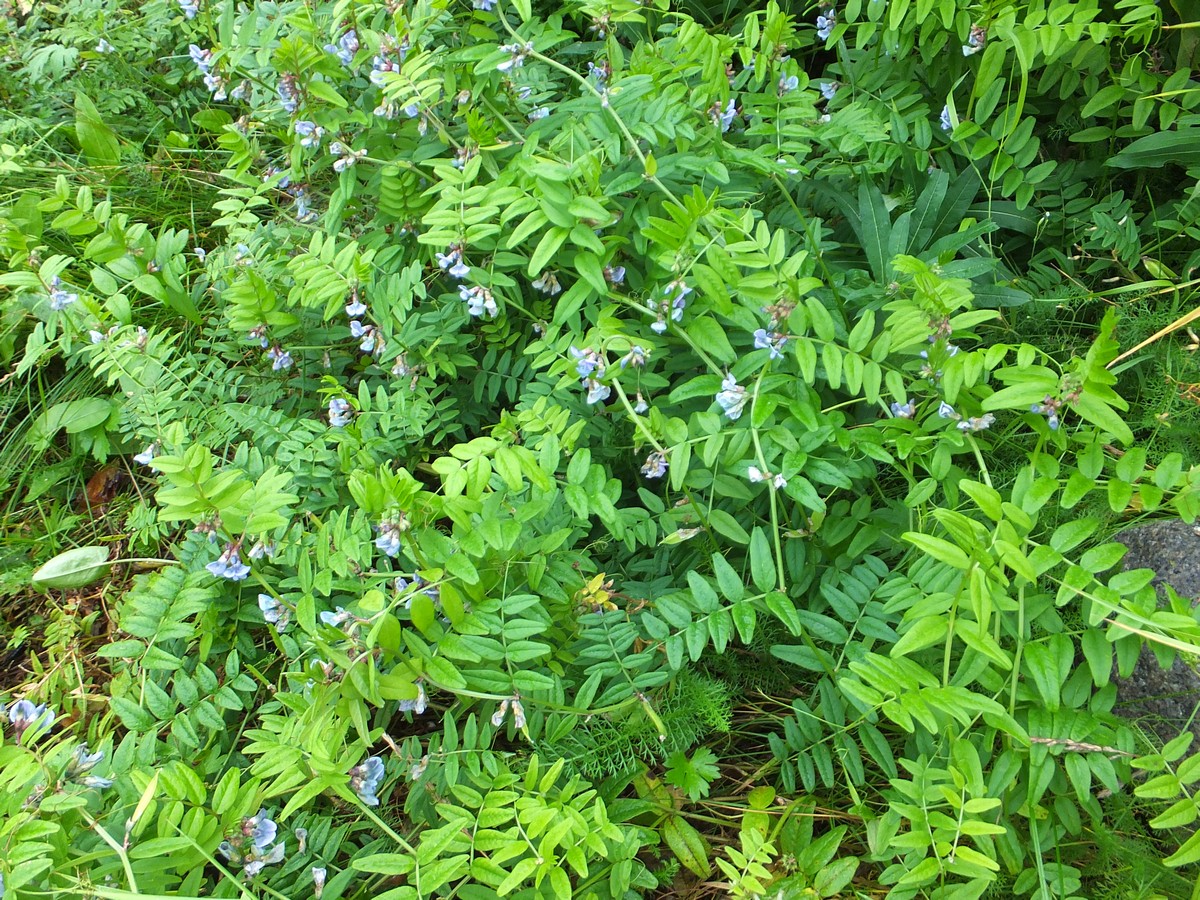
266, 345, 293, 370
1030, 395, 1062, 430
324, 29, 359, 67
963, 24, 986, 56
48, 276, 79, 311
816, 4, 837, 39
369, 35, 409, 88
64, 745, 113, 789
641, 451, 668, 479
296, 120, 325, 149
375, 514, 410, 557
711, 98, 738, 132
491, 696, 527, 729
349, 756, 386, 805
219, 810, 287, 877
328, 398, 353, 427
258, 593, 291, 630
459, 284, 498, 318
651, 280, 691, 333
569, 346, 610, 404
277, 74, 299, 114
6, 698, 55, 740
753, 328, 788, 360
331, 141, 367, 173
532, 271, 562, 295
938, 402, 995, 432
437, 244, 471, 279
497, 42, 534, 72
715, 373, 749, 421
207, 542, 250, 580
748, 466, 788, 489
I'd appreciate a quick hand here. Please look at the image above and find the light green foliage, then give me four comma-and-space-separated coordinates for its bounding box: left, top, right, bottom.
1, 0, 1200, 897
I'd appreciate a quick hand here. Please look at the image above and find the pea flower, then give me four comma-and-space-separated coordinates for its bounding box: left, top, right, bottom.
890, 400, 916, 419
249, 325, 269, 348
604, 264, 625, 285
569, 346, 605, 379
65, 745, 113, 789
711, 98, 738, 132
437, 245, 471, 279
584, 378, 611, 405
1031, 395, 1061, 430
247, 540, 275, 560
748, 466, 787, 489
293, 189, 317, 222
320, 606, 353, 628
491, 699, 510, 727
459, 284, 498, 318
939, 105, 953, 132
330, 141, 367, 172
963, 24, 986, 56
48, 277, 78, 311
715, 373, 749, 421
345, 292, 367, 317
328, 398, 353, 427
753, 328, 788, 360
295, 120, 325, 149
397, 682, 428, 714
349, 756, 385, 806
95, 38, 114, 53
6, 699, 55, 740
634, 393, 649, 414
266, 346, 293, 371
619, 345, 648, 369
816, 4, 837, 39
133, 443, 158, 465
375, 516, 409, 557
178, 0, 200, 18
474, 0, 497, 9
937, 401, 959, 420
957, 413, 996, 433
529, 107, 550, 121
497, 42, 534, 72
277, 76, 299, 114
532, 271, 562, 295
350, 320, 376, 353
258, 594, 291, 631
325, 29, 359, 66
220, 810, 286, 877
313, 867, 327, 900
207, 543, 251, 581
641, 451, 668, 479
819, 81, 838, 101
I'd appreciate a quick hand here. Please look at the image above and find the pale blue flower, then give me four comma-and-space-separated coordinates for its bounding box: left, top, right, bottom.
753, 328, 788, 360
779, 74, 800, 95
718, 98, 737, 132
295, 120, 325, 149
277, 79, 298, 114
266, 346, 293, 371
7, 699, 55, 738
207, 543, 250, 581
133, 443, 157, 465
96, 38, 115, 53
569, 346, 604, 379
326, 29, 358, 66
66, 745, 112, 789
48, 277, 78, 311
320, 606, 353, 627
459, 284, 498, 317
939, 105, 953, 132
585, 378, 611, 405
328, 398, 353, 427
1031, 396, 1061, 430
178, 0, 200, 19
957, 413, 996, 433
620, 346, 648, 369
937, 401, 958, 420
474, 0, 496, 7
313, 867, 327, 899
345, 296, 367, 317
350, 756, 386, 806
497, 42, 533, 72
641, 451, 668, 479
816, 6, 836, 39
819, 81, 838, 101
375, 520, 402, 557
532, 271, 561, 295
604, 265, 625, 285
890, 400, 916, 419
397, 683, 428, 714
258, 594, 291, 630
715, 373, 748, 421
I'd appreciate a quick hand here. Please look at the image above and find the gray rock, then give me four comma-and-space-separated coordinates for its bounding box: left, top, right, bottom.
1112, 520, 1200, 742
